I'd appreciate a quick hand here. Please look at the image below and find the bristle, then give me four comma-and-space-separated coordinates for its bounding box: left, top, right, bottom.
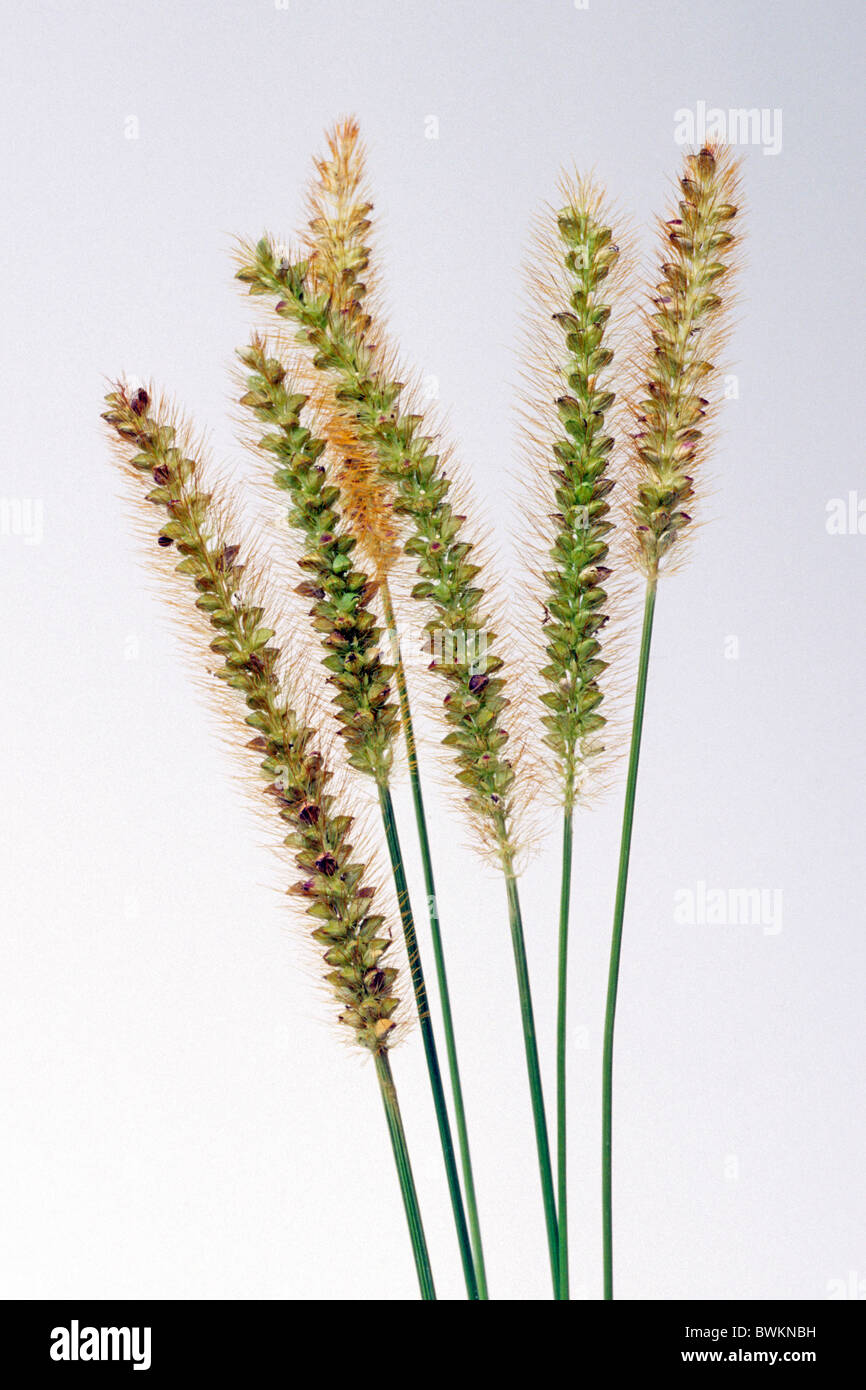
629, 144, 741, 577
102, 382, 401, 1053
237, 335, 400, 784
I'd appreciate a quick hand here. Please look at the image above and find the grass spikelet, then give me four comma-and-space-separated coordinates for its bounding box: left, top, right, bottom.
237, 335, 400, 783
630, 143, 741, 577
101, 382, 400, 1055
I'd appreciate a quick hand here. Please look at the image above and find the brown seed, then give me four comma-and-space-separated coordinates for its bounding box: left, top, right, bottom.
130, 388, 150, 415
216, 544, 240, 571
315, 852, 338, 876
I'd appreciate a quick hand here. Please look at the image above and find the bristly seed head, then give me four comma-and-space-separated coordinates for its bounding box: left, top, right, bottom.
102, 382, 400, 1052
526, 178, 622, 807
237, 335, 400, 784
632, 144, 740, 576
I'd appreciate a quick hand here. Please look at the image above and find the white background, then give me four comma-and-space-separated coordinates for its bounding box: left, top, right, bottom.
1, 0, 863, 1300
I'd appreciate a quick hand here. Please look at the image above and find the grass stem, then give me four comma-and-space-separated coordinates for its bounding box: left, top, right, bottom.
381, 583, 489, 1297
555, 803, 574, 1300
602, 577, 657, 1299
375, 1050, 436, 1300
377, 781, 480, 1300
502, 864, 560, 1296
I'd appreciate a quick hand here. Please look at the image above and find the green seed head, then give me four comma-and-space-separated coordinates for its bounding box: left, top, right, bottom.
238, 336, 400, 784
528, 180, 622, 807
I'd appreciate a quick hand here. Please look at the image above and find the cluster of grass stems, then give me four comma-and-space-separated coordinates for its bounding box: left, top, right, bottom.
104, 122, 740, 1300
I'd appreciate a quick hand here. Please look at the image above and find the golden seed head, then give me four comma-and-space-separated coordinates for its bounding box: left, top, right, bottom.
631, 144, 741, 576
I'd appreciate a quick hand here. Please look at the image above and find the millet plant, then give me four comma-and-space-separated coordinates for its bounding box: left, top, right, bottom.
104, 123, 740, 1300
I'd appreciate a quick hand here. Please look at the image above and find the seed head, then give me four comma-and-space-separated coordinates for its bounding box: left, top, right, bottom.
102, 383, 401, 1051
237, 335, 400, 784
522, 179, 624, 807
631, 145, 741, 576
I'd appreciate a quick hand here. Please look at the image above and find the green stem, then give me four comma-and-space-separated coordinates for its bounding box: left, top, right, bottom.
556, 802, 574, 1300
602, 576, 657, 1300
375, 1050, 436, 1300
503, 863, 560, 1296
381, 582, 489, 1298
377, 780, 480, 1300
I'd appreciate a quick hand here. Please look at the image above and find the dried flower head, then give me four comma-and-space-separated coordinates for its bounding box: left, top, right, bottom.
102, 383, 400, 1051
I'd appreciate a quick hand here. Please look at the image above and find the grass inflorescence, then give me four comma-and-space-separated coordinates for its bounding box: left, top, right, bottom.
601, 143, 741, 1299
238, 335, 399, 783
102, 382, 400, 1053
520, 178, 627, 1300
534, 184, 623, 810
631, 145, 740, 576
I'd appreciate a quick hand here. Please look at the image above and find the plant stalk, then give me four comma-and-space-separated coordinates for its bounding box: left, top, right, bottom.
556, 799, 574, 1300
602, 576, 657, 1299
375, 1049, 436, 1300
381, 583, 488, 1297
502, 862, 560, 1296
377, 780, 480, 1300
